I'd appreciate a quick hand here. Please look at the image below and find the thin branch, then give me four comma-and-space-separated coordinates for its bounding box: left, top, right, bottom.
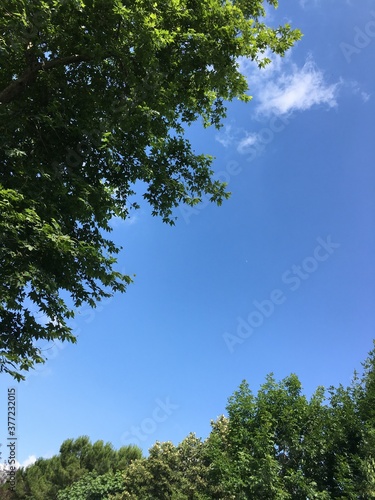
0, 54, 90, 104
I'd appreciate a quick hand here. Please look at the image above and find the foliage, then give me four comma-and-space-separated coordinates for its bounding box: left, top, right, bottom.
57, 471, 126, 500
203, 344, 375, 499
2, 342, 375, 499
0, 436, 142, 499
118, 435, 210, 499
0, 0, 301, 379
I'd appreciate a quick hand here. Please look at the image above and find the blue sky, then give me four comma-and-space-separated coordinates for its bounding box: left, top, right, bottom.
1, 0, 375, 468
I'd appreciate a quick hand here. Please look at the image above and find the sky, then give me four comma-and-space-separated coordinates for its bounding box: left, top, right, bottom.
1, 0, 375, 469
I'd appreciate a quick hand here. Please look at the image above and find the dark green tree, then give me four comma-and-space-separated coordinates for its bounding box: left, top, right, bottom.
1, 344, 375, 498
0, 436, 142, 500
204, 364, 375, 499
0, 0, 301, 379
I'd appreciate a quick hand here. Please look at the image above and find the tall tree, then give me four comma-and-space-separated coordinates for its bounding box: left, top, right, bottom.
0, 0, 301, 379
118, 436, 209, 499
0, 436, 142, 499
353, 341, 375, 497
1, 343, 375, 498
204, 370, 375, 499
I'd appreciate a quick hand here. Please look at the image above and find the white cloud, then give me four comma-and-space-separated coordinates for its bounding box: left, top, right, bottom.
0, 455, 37, 474
361, 92, 371, 102
257, 61, 338, 115
254, 58, 339, 116
238, 51, 340, 117
347, 80, 371, 103
21, 455, 37, 468
109, 213, 139, 228
215, 125, 235, 148
238, 50, 289, 87
215, 125, 262, 155
217, 53, 340, 152
125, 215, 138, 225
237, 133, 259, 154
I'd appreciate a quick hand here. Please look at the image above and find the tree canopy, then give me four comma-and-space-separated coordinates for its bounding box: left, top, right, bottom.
0, 436, 142, 499
1, 342, 375, 498
0, 0, 301, 379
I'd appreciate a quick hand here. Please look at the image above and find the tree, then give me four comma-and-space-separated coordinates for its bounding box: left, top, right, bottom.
119, 436, 210, 499
1, 343, 375, 498
0, 0, 301, 379
204, 372, 375, 499
352, 341, 375, 497
0, 436, 142, 499
205, 378, 299, 498
56, 471, 127, 500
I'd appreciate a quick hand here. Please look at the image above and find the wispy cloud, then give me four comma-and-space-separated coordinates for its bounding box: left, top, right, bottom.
237, 133, 259, 154
215, 53, 340, 151
20, 456, 37, 468
347, 80, 371, 103
238, 50, 289, 87
0, 455, 37, 473
299, 0, 318, 7
215, 125, 236, 148
361, 92, 371, 102
109, 213, 139, 228
216, 124, 263, 153
255, 58, 339, 116
239, 53, 339, 117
